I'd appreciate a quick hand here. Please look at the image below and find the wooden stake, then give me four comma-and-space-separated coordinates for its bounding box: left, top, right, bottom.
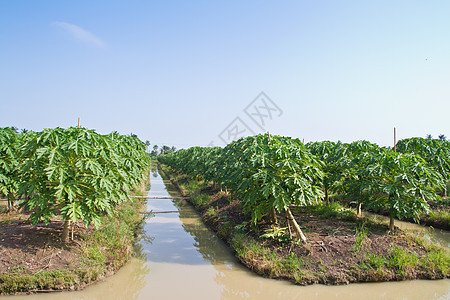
394, 127, 397, 152
78, 118, 80, 128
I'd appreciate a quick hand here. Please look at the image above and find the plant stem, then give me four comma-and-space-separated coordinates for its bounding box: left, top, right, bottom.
389, 214, 395, 232
62, 219, 71, 243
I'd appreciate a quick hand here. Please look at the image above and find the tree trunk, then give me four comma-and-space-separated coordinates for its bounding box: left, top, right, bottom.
62, 219, 71, 243
324, 183, 329, 204
357, 203, 362, 217
389, 214, 395, 233
285, 208, 307, 243
268, 206, 277, 225
7, 194, 17, 212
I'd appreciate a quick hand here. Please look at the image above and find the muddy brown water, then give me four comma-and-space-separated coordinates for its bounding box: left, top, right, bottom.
8, 169, 450, 299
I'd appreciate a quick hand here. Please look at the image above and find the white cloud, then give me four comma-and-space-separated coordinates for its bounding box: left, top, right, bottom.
52, 21, 106, 48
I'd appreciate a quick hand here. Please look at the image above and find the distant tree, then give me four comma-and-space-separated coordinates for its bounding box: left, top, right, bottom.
159, 145, 171, 156
151, 145, 159, 157
426, 134, 433, 140
439, 134, 447, 141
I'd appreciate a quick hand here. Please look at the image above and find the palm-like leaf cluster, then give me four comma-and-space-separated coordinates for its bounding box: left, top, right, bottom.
0, 127, 151, 240
306, 139, 445, 231
160, 134, 447, 237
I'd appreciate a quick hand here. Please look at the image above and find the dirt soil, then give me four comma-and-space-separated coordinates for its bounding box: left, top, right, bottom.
0, 212, 90, 279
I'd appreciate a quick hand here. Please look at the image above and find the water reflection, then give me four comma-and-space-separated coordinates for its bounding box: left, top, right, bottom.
364, 212, 450, 248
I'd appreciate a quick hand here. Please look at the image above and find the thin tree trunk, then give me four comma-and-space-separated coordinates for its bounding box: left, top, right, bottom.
7, 194, 16, 212
268, 206, 277, 225
357, 203, 362, 217
285, 208, 307, 243
324, 184, 329, 204
62, 219, 71, 243
389, 214, 395, 233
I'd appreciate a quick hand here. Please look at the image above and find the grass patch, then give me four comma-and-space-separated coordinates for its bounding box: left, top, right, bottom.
353, 223, 369, 253
79, 194, 146, 277
427, 209, 450, 225
0, 269, 76, 293
422, 248, 450, 277
304, 202, 356, 221
387, 247, 419, 276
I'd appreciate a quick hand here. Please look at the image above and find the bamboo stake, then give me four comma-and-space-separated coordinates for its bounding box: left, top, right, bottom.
285, 208, 307, 242
266, 132, 277, 224
394, 127, 397, 152
78, 118, 80, 128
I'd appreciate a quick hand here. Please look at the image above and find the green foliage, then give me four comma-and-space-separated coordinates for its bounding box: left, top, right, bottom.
206, 206, 216, 217
18, 127, 151, 231
362, 150, 442, 225
396, 137, 450, 195
159, 134, 324, 226
161, 134, 449, 237
261, 226, 293, 242
306, 141, 347, 201
225, 135, 324, 224
338, 141, 383, 211
0, 128, 32, 210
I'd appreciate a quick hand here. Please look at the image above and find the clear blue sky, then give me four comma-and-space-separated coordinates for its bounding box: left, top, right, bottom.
1, 1, 449, 148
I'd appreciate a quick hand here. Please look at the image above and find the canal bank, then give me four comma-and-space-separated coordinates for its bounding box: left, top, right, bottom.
7, 167, 449, 299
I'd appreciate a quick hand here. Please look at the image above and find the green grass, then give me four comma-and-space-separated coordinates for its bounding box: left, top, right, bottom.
80, 196, 145, 273
427, 209, 450, 225
421, 247, 450, 277
387, 247, 419, 276
353, 223, 369, 253
304, 201, 356, 221
0, 269, 76, 294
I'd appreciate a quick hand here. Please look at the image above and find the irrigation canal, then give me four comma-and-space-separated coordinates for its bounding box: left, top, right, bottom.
8, 168, 450, 299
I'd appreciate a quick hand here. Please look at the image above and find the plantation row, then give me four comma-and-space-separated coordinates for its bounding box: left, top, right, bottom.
159, 134, 450, 241
0, 127, 151, 241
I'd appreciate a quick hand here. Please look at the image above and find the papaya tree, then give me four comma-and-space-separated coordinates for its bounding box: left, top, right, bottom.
223, 135, 324, 242
362, 149, 443, 232
307, 141, 347, 203
337, 140, 382, 216
0, 127, 22, 211
396, 137, 450, 197
19, 127, 150, 242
